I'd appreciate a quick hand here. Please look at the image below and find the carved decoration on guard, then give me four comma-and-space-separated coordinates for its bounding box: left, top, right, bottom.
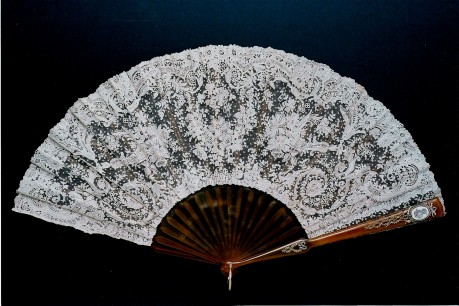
364, 201, 438, 230
282, 240, 309, 254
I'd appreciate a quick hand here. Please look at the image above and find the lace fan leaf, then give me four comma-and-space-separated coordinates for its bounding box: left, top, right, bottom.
14, 45, 443, 246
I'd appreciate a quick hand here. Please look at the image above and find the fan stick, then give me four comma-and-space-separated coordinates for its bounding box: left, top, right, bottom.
152, 185, 444, 291
152, 185, 308, 276
225, 239, 309, 267
308, 197, 445, 248
222, 197, 445, 272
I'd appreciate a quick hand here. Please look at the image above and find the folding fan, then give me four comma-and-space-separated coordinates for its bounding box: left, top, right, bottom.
14, 45, 444, 290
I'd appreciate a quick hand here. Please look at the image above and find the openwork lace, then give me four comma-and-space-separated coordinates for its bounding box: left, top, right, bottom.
14, 45, 442, 245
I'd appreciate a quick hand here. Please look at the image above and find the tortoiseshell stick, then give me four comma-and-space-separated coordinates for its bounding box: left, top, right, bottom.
222, 198, 444, 290
307, 197, 444, 248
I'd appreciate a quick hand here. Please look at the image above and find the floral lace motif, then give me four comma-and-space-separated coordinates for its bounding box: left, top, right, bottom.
13, 45, 443, 245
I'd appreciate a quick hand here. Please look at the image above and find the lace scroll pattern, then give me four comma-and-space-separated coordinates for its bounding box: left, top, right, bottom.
13, 45, 443, 245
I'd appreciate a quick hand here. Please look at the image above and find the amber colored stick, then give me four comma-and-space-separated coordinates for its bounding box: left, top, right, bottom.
308, 197, 444, 248
221, 239, 309, 275
223, 197, 445, 273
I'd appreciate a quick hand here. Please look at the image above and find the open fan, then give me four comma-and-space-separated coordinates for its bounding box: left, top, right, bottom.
14, 45, 444, 289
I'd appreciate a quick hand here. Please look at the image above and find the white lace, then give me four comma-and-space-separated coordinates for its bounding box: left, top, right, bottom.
13, 45, 443, 246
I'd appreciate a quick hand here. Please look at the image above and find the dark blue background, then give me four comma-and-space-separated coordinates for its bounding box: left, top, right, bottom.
3, 1, 458, 305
